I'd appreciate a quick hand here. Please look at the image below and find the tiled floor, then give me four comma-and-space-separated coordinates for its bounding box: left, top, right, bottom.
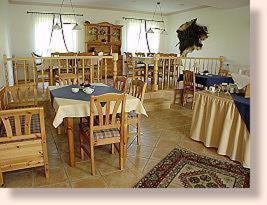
1, 102, 232, 188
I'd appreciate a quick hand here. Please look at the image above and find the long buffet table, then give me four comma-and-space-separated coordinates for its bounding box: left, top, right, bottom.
190, 91, 250, 168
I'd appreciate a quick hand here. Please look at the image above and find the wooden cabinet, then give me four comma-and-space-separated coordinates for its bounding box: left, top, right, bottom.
84, 22, 123, 76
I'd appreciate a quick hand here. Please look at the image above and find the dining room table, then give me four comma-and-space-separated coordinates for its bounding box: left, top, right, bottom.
48, 83, 147, 167
178, 73, 234, 87
190, 90, 250, 168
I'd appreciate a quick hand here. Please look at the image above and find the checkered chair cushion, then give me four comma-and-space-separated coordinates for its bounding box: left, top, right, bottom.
128, 111, 138, 119
116, 111, 137, 120
79, 123, 120, 140
0, 114, 41, 137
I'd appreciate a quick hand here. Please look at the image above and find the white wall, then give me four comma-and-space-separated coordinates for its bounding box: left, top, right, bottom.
166, 6, 250, 73
0, 0, 11, 87
8, 3, 168, 57
5, 3, 249, 74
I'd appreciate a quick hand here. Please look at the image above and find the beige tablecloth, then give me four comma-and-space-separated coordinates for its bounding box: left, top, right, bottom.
48, 83, 147, 128
190, 91, 250, 168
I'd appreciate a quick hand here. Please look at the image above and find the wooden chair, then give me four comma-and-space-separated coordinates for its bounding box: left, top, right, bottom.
128, 79, 147, 145
147, 53, 155, 57
57, 73, 81, 134
58, 73, 80, 85
4, 83, 38, 109
79, 93, 126, 175
135, 52, 146, 57
0, 107, 49, 186
218, 69, 230, 76
244, 84, 250, 98
0, 88, 7, 111
114, 76, 128, 93
126, 54, 146, 81
182, 70, 197, 109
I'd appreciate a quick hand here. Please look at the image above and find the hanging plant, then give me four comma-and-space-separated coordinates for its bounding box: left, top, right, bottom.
176, 18, 208, 56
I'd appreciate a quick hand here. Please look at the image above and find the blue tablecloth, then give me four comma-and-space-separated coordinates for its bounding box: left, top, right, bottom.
231, 94, 250, 132
50, 85, 122, 103
178, 74, 234, 87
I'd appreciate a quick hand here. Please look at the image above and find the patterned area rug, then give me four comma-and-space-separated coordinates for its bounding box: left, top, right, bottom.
134, 148, 250, 188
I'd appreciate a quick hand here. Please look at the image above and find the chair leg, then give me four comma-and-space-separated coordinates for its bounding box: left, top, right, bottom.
173, 89, 177, 104
182, 92, 186, 107
119, 141, 124, 170
111, 144, 115, 154
137, 116, 141, 145
44, 163, 50, 180
0, 171, 3, 187
79, 131, 85, 160
57, 126, 62, 135
90, 144, 96, 175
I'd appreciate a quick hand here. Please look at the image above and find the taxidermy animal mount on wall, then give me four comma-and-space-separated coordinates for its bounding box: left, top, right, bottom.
176, 18, 208, 56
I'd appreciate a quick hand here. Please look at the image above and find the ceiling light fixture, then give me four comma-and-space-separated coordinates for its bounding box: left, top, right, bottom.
146, 2, 168, 35
52, 0, 82, 31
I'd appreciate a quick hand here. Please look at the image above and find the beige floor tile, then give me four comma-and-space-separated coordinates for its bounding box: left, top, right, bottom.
127, 144, 154, 158
150, 146, 176, 161
48, 154, 64, 168
71, 177, 108, 188
65, 161, 100, 181
3, 170, 34, 188
33, 167, 68, 187
95, 155, 128, 175
39, 182, 71, 188
127, 156, 149, 173
142, 158, 162, 175
102, 169, 139, 188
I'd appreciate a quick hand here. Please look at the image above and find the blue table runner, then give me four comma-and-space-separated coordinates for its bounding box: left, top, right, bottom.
231, 94, 250, 132
50, 85, 123, 103
178, 74, 234, 87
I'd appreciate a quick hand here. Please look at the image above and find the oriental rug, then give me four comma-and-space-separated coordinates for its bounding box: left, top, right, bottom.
134, 148, 250, 188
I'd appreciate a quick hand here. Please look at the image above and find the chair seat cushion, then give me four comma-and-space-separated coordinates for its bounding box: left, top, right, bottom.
79, 123, 120, 140
116, 111, 137, 120
0, 114, 41, 137
128, 111, 138, 119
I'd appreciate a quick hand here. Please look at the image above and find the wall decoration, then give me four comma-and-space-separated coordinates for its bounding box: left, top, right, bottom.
176, 18, 208, 56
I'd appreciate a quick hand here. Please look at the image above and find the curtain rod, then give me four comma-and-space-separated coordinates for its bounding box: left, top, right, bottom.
27, 11, 83, 16
122, 17, 163, 23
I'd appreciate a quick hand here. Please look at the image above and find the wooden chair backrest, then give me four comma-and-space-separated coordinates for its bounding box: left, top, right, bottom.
218, 69, 230, 77
90, 93, 126, 137
114, 76, 128, 93
129, 79, 147, 103
135, 52, 145, 57
4, 83, 38, 108
0, 88, 7, 110
58, 73, 80, 85
183, 70, 195, 87
244, 84, 250, 98
124, 52, 133, 59
0, 107, 45, 141
147, 53, 155, 57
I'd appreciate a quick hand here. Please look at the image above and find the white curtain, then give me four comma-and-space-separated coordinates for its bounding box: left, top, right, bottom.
34, 14, 78, 56
146, 21, 161, 53
124, 19, 161, 53
34, 14, 53, 56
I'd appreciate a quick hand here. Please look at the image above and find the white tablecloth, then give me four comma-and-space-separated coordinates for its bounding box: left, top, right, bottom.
231, 73, 250, 89
48, 83, 147, 128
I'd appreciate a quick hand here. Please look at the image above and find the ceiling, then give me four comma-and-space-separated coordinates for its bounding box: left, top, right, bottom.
9, 0, 250, 15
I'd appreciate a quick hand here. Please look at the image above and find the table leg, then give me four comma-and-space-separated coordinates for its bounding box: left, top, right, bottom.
0, 170, 3, 186
66, 117, 75, 167
123, 113, 128, 158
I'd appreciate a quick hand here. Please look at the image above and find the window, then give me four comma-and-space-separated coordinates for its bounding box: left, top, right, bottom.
34, 15, 78, 56
124, 19, 161, 53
